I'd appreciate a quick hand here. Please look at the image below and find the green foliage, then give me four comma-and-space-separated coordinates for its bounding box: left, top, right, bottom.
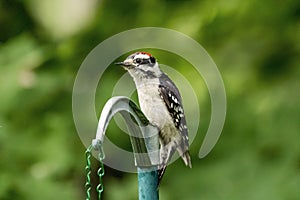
0, 0, 299, 199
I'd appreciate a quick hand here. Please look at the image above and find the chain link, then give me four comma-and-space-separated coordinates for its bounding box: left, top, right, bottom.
96, 146, 105, 199
96, 163, 104, 199
85, 145, 93, 200
85, 144, 105, 200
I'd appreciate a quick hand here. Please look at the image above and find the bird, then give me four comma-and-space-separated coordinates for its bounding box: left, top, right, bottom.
115, 52, 192, 184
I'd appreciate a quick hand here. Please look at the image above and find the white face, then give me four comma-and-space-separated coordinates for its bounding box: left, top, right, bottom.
122, 52, 154, 67
122, 52, 162, 80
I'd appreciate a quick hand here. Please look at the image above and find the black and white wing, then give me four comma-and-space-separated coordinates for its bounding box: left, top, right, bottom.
158, 74, 190, 160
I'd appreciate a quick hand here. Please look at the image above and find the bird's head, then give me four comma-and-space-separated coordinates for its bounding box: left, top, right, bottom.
115, 52, 162, 80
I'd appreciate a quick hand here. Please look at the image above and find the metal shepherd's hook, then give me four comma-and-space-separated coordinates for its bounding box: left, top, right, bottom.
91, 96, 160, 200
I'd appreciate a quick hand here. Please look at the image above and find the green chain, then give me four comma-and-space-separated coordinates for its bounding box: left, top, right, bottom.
85, 145, 93, 200
96, 147, 105, 199
85, 144, 105, 200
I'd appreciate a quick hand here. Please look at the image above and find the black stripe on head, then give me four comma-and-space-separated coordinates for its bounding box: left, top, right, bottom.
150, 56, 156, 64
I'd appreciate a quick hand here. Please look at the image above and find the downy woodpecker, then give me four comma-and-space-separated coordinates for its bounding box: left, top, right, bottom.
116, 52, 192, 184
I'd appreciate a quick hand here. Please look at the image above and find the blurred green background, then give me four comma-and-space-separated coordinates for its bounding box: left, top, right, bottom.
1, 0, 300, 199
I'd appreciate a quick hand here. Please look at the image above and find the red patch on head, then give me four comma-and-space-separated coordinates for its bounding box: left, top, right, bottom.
138, 52, 152, 57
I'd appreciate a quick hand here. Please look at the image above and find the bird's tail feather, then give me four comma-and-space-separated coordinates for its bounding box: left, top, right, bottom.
158, 165, 166, 186
158, 150, 191, 186
181, 150, 192, 168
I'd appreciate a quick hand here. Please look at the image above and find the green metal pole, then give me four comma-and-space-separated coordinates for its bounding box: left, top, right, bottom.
138, 167, 159, 200
124, 100, 159, 199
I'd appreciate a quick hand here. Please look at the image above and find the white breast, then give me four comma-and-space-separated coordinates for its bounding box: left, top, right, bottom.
137, 84, 173, 129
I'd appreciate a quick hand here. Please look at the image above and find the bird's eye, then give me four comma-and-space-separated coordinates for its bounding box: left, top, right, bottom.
135, 58, 142, 64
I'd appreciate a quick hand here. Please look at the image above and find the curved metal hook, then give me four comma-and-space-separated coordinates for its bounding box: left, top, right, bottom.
92, 96, 159, 167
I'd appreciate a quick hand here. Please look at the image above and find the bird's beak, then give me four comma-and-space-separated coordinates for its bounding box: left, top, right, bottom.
115, 62, 125, 65
115, 59, 133, 68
